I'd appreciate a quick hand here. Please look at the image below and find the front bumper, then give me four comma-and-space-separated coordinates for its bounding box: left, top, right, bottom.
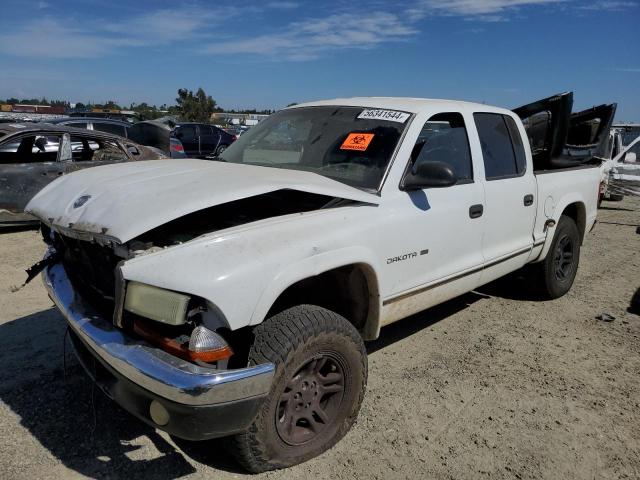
44, 262, 275, 440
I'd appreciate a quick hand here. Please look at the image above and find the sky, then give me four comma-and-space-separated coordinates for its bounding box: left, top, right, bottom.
0, 0, 638, 120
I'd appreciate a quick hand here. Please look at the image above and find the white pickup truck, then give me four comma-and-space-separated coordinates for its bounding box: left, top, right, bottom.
27, 96, 601, 472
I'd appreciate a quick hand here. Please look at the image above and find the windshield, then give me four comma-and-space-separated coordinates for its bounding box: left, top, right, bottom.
218, 106, 411, 190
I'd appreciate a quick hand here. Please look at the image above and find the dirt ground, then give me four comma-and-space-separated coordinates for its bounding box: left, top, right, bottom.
0, 197, 638, 480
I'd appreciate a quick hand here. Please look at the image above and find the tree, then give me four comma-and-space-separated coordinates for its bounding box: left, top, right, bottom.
175, 87, 217, 122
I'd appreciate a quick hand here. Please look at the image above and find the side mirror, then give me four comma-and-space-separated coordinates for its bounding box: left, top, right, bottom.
402, 160, 457, 190
624, 151, 637, 164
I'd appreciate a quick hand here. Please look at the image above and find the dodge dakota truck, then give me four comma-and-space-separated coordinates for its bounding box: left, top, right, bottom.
27, 95, 602, 472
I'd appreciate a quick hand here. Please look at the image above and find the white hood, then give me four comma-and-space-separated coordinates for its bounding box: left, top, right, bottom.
26, 159, 379, 243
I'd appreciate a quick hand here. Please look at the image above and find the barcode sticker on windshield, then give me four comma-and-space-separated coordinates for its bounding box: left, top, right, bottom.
357, 109, 410, 123
341, 133, 375, 151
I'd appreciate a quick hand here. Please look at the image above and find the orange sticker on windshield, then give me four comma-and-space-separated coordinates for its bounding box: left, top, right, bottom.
340, 133, 374, 151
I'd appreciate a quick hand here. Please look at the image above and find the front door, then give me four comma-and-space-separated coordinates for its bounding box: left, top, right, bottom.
381, 112, 485, 321
0, 133, 64, 222
175, 125, 199, 157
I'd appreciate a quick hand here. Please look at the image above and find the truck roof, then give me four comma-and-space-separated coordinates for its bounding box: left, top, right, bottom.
290, 97, 510, 115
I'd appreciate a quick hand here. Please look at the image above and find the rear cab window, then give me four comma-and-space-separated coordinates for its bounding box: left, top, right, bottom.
474, 113, 526, 180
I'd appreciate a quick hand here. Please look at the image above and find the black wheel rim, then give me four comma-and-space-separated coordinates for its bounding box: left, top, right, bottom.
554, 234, 574, 281
276, 353, 345, 446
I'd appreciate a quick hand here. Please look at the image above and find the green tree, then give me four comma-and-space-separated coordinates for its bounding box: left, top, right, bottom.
175, 87, 217, 122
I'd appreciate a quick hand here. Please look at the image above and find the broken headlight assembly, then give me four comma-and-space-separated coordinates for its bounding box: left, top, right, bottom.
124, 282, 233, 365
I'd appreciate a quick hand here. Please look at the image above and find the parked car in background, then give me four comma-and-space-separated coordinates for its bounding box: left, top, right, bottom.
127, 120, 187, 158
224, 126, 249, 137
0, 123, 166, 226
172, 122, 237, 157
41, 117, 132, 139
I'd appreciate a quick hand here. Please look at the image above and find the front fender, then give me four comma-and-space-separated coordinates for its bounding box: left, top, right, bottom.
119, 206, 383, 333
249, 246, 381, 327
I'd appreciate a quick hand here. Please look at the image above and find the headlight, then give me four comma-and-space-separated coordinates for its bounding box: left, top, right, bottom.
124, 282, 189, 325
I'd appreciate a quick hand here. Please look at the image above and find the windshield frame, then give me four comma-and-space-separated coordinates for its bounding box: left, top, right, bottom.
218, 105, 416, 195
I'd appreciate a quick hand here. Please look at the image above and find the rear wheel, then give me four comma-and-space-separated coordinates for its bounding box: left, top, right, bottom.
215, 144, 228, 156
538, 215, 581, 299
229, 305, 367, 473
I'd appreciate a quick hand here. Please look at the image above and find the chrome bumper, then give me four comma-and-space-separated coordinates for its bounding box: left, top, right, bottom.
44, 262, 274, 406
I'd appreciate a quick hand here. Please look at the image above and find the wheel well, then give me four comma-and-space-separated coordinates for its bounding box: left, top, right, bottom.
266, 264, 380, 341
561, 202, 586, 242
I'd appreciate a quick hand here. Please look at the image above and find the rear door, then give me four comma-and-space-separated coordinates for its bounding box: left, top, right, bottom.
66, 134, 130, 173
473, 112, 537, 280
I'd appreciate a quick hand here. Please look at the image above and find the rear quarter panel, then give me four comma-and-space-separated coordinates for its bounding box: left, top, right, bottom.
530, 166, 600, 262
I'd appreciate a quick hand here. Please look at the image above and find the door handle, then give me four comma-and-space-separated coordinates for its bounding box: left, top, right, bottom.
524, 194, 534, 206
469, 204, 483, 219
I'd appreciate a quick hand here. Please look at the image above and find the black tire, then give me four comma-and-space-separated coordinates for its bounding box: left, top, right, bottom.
609, 193, 624, 202
229, 305, 367, 473
538, 215, 581, 299
215, 144, 228, 155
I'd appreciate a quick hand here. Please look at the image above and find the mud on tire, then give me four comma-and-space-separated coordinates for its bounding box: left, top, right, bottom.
229, 305, 367, 473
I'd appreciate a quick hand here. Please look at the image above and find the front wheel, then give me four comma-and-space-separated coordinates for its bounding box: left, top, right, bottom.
229, 305, 367, 473
538, 215, 581, 299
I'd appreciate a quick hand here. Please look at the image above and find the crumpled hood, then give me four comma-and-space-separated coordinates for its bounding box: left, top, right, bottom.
26, 159, 379, 243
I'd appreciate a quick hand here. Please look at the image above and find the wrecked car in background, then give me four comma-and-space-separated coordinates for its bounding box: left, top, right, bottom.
0, 123, 167, 226
28, 94, 603, 472
42, 117, 133, 138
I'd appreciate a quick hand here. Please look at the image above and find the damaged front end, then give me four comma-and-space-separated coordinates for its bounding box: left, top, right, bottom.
36, 187, 362, 369
42, 258, 275, 440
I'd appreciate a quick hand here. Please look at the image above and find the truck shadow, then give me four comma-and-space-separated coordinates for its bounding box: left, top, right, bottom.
476, 269, 549, 302
0, 308, 246, 478
0, 224, 39, 234
366, 271, 549, 354
629, 287, 640, 315
0, 274, 543, 476
367, 291, 489, 354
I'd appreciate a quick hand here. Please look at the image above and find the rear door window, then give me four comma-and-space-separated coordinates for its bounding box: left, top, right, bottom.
474, 113, 523, 180
176, 126, 197, 141
198, 125, 213, 136
71, 135, 128, 162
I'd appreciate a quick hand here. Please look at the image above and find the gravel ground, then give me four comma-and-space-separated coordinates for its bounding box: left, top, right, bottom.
0, 197, 638, 480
